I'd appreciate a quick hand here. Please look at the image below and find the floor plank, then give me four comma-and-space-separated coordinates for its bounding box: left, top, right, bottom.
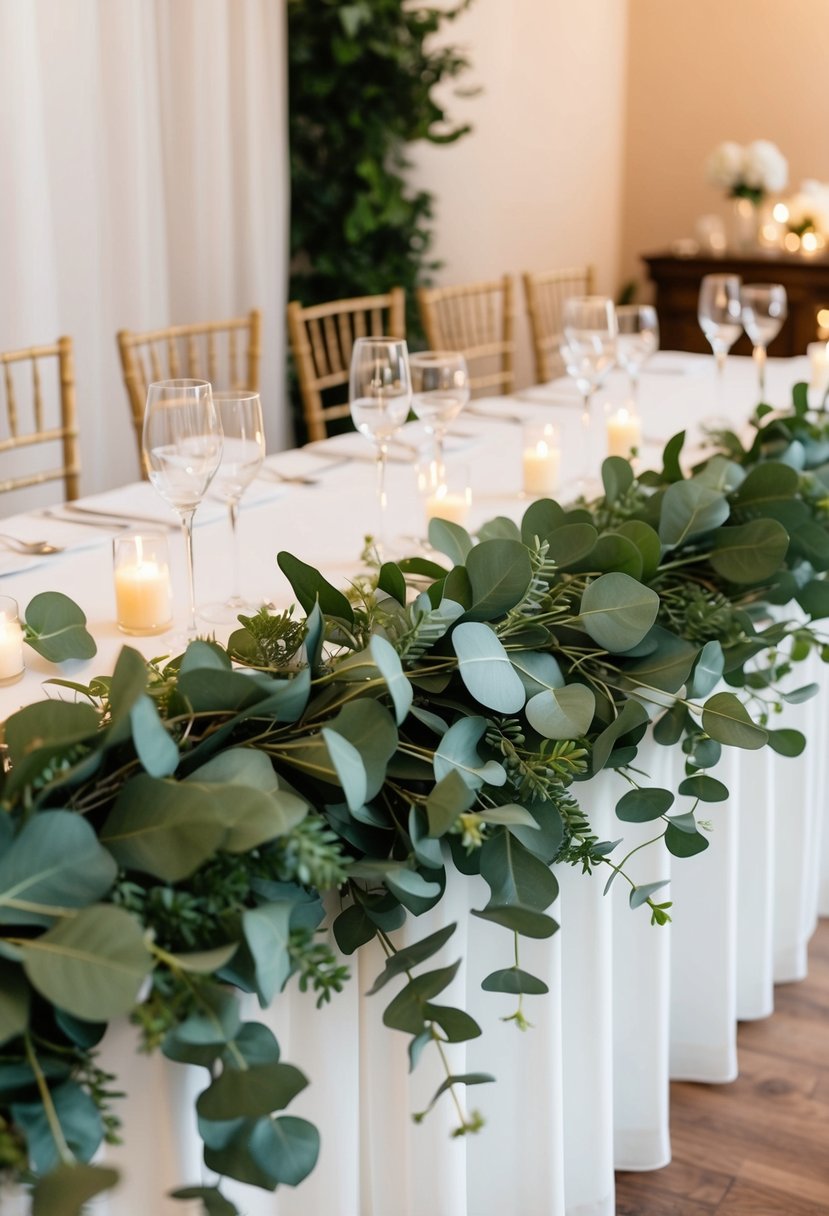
616, 917, 829, 1216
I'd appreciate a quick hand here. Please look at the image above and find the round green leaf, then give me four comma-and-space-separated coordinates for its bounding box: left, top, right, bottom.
452, 622, 526, 713
31, 1163, 119, 1216
701, 692, 768, 749
616, 521, 661, 581
525, 684, 595, 739
0, 812, 117, 926
615, 787, 674, 823
766, 728, 806, 757
665, 822, 710, 858
481, 966, 548, 995
22, 904, 152, 1021
464, 539, 533, 619
579, 572, 659, 652
24, 592, 97, 662
677, 775, 729, 802
197, 1062, 308, 1121
709, 519, 789, 584
658, 479, 730, 548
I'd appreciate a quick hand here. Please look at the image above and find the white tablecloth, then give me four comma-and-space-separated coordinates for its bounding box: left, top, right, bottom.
1, 352, 826, 1216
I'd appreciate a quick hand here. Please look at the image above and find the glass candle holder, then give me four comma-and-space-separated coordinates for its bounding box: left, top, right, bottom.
113, 532, 173, 636
0, 596, 24, 685
605, 404, 642, 459
522, 421, 560, 497
807, 342, 829, 395
417, 457, 472, 528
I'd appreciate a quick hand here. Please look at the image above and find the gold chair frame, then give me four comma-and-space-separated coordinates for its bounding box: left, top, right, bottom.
522, 266, 595, 384
287, 289, 406, 442
0, 336, 80, 501
117, 309, 262, 469
417, 275, 515, 397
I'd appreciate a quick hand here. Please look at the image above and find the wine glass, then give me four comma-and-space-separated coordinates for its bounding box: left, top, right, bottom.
199, 391, 266, 624
698, 274, 742, 376
740, 283, 787, 401
349, 337, 412, 555
142, 379, 223, 642
410, 351, 470, 471
616, 304, 659, 401
560, 295, 617, 432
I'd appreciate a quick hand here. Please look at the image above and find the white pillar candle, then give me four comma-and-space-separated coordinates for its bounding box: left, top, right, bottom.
808, 342, 829, 394
113, 534, 172, 635
606, 407, 641, 458
523, 439, 560, 496
0, 598, 24, 683
425, 486, 471, 527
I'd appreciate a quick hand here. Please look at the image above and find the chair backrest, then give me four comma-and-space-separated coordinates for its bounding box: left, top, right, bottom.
522, 266, 595, 384
0, 337, 80, 502
117, 309, 262, 470
417, 275, 515, 397
287, 288, 407, 442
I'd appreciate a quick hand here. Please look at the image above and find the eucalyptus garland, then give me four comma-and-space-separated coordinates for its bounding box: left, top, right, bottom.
1, 390, 828, 1216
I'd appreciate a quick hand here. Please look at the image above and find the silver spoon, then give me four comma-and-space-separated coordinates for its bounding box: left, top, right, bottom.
0, 533, 63, 555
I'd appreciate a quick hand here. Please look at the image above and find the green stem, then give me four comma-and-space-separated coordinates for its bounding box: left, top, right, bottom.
24, 1032, 73, 1166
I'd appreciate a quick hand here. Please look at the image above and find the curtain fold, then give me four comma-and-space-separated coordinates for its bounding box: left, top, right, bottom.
0, 0, 288, 506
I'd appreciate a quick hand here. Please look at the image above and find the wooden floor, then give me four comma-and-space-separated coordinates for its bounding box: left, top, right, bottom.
615, 917, 829, 1216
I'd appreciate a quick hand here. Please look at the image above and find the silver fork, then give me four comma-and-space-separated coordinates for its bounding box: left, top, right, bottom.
0, 533, 63, 555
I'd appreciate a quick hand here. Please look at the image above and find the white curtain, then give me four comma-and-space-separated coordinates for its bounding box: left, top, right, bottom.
0, 0, 289, 502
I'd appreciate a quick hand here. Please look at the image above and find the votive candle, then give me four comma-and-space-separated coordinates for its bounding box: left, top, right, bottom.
807, 342, 829, 395
113, 533, 173, 635
606, 406, 641, 458
0, 596, 24, 684
425, 484, 471, 527
522, 423, 560, 497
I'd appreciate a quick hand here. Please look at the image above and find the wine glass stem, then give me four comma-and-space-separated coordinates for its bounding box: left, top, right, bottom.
754, 344, 767, 400
376, 443, 389, 552
228, 498, 241, 605
629, 372, 639, 403
714, 348, 727, 376
179, 509, 197, 635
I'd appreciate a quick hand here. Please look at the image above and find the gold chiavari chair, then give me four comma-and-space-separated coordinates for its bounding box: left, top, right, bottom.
522, 265, 595, 384
417, 275, 515, 397
117, 309, 262, 472
287, 289, 406, 442
0, 336, 80, 501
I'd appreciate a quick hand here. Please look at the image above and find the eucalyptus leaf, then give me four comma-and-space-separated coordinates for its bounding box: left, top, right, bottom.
197, 1062, 308, 1121
425, 769, 476, 836
12, 1079, 103, 1174
452, 622, 526, 713
277, 551, 354, 622
687, 640, 725, 699
170, 1187, 239, 1216
629, 879, 670, 909
520, 497, 566, 545
590, 700, 650, 773
615, 787, 674, 823
130, 693, 179, 777
658, 479, 730, 547
665, 823, 709, 858
678, 775, 729, 802
22, 905, 152, 1021
601, 455, 634, 504
578, 572, 659, 652
481, 966, 548, 995
480, 831, 559, 911
370, 635, 413, 724
464, 539, 533, 619
525, 683, 595, 739
709, 518, 789, 584
701, 692, 768, 749
509, 649, 564, 697
382, 962, 462, 1034
766, 728, 806, 757
242, 903, 294, 1004
0, 811, 117, 926
23, 591, 97, 662
367, 923, 457, 995
427, 516, 473, 565
0, 961, 29, 1045
616, 521, 661, 581
31, 1163, 119, 1216
433, 716, 506, 790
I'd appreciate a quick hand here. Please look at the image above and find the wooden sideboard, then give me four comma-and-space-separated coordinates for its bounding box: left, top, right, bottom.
642, 251, 829, 357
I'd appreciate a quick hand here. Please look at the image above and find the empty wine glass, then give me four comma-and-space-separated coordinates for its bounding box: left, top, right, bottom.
740, 283, 787, 401
349, 337, 412, 554
410, 351, 470, 470
698, 274, 742, 376
142, 379, 223, 642
616, 304, 659, 401
200, 391, 266, 624
561, 295, 617, 430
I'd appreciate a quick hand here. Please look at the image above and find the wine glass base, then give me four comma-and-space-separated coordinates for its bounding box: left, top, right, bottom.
198, 598, 265, 626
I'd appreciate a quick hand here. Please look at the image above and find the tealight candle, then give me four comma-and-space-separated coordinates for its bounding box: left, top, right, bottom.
606, 406, 641, 458
425, 484, 471, 527
0, 596, 24, 684
113, 533, 173, 635
807, 342, 829, 394
522, 423, 560, 497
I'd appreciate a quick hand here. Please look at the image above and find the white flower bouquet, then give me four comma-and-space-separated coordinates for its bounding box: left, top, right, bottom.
706, 139, 788, 203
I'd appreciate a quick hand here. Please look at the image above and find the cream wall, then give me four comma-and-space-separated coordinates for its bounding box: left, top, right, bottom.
408, 0, 629, 389
621, 0, 829, 293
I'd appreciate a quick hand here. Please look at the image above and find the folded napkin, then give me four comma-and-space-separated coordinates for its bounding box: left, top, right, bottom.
304, 433, 415, 464
0, 513, 118, 577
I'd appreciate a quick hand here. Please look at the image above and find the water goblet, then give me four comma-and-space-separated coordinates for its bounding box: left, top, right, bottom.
199, 391, 266, 624
142, 379, 223, 643
561, 296, 618, 423
616, 304, 659, 402
698, 274, 742, 376
410, 351, 470, 470
349, 337, 412, 556
740, 283, 787, 401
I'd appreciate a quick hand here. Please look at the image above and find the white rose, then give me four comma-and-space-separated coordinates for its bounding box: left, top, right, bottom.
742, 140, 788, 193
706, 141, 743, 190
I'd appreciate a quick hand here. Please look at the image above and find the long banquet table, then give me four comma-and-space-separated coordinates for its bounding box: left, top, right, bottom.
2, 352, 827, 1216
